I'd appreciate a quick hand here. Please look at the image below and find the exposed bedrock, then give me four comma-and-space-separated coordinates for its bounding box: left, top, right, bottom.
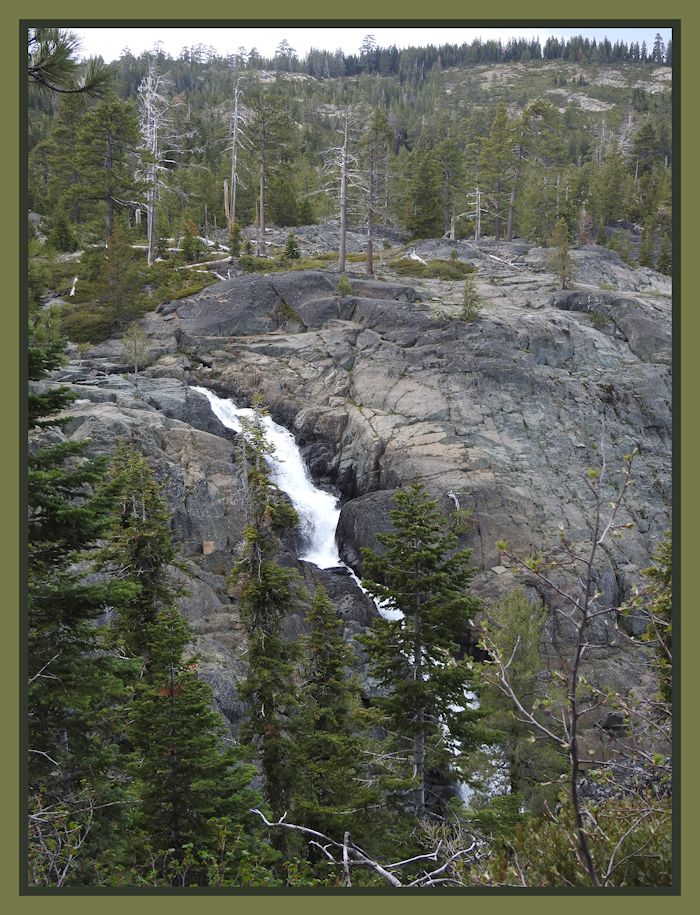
43, 241, 672, 745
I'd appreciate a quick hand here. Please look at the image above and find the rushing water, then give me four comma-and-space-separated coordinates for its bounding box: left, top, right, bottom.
192, 386, 343, 569
193, 386, 403, 620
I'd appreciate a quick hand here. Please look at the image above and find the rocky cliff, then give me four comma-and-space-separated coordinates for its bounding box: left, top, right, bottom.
38, 237, 672, 761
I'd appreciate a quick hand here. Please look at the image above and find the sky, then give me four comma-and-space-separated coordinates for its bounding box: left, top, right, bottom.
71, 25, 673, 64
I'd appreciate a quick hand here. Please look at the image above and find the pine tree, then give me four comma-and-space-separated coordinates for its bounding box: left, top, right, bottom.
657, 230, 672, 275
595, 140, 630, 225
520, 101, 567, 244
228, 218, 243, 256
291, 585, 381, 852
595, 216, 607, 246
403, 143, 442, 239
73, 90, 143, 240
179, 217, 200, 262
120, 323, 149, 377
96, 441, 186, 662
28, 332, 138, 884
478, 101, 512, 241
282, 229, 301, 260
94, 220, 145, 326
480, 588, 566, 815
358, 480, 493, 820
360, 107, 393, 275
548, 218, 577, 289
126, 603, 263, 883
47, 207, 78, 252
637, 219, 657, 268
249, 93, 294, 256
227, 395, 304, 826
28, 28, 115, 100
435, 117, 466, 236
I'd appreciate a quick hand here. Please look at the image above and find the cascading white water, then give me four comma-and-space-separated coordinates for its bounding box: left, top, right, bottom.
193, 386, 343, 569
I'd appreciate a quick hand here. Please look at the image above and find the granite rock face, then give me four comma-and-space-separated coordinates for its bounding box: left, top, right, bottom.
40, 237, 672, 751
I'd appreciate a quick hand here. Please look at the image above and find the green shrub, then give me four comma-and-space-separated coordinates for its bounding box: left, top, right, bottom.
239, 255, 282, 274
228, 220, 243, 257
60, 306, 115, 344
461, 273, 486, 320
589, 310, 609, 329
282, 230, 302, 260
272, 301, 304, 325
337, 274, 352, 296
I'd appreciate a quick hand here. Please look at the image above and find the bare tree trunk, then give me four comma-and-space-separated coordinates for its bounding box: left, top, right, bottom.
444, 171, 451, 236
506, 145, 523, 242
475, 185, 481, 240
105, 133, 114, 237
258, 159, 266, 256
339, 116, 348, 273
494, 175, 501, 241
229, 81, 242, 230
147, 161, 157, 266
366, 145, 374, 276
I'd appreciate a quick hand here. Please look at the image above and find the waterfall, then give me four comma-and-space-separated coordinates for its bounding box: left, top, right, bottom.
192, 386, 342, 569
193, 386, 403, 620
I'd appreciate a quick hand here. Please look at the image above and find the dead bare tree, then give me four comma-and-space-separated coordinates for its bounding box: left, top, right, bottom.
137, 60, 174, 266
320, 108, 363, 273
224, 78, 248, 233
250, 809, 479, 887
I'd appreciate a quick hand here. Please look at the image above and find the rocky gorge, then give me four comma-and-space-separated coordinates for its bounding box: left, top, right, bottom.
34, 234, 672, 769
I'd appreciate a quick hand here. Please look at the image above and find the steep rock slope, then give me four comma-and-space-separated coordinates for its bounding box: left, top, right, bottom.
40, 239, 672, 758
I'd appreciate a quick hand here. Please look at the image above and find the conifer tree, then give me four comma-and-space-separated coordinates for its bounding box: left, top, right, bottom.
291, 585, 381, 850
97, 441, 186, 662
358, 480, 493, 820
360, 107, 393, 275
282, 229, 301, 260
638, 220, 657, 268
480, 588, 566, 814
126, 604, 263, 883
249, 93, 294, 256
595, 216, 607, 246
91, 441, 264, 883
120, 323, 149, 377
548, 218, 577, 289
28, 332, 137, 878
227, 395, 304, 825
73, 90, 142, 239
94, 220, 145, 326
478, 101, 512, 240
228, 218, 243, 256
403, 143, 442, 239
657, 230, 672, 275
435, 117, 466, 236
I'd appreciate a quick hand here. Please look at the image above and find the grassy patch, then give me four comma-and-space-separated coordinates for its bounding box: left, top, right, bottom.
389, 258, 476, 280
169, 281, 218, 300
239, 255, 284, 274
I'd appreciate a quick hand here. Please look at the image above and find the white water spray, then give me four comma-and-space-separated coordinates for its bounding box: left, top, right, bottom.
193, 386, 343, 569
193, 386, 405, 619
